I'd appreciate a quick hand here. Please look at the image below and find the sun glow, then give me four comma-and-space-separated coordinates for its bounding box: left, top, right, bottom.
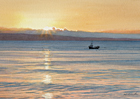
43, 26, 66, 32
43, 26, 53, 31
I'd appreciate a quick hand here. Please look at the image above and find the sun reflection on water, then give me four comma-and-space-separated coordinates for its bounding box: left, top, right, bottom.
45, 63, 50, 70
43, 75, 52, 84
43, 49, 52, 83
42, 49, 53, 98
42, 93, 53, 99
43, 49, 51, 70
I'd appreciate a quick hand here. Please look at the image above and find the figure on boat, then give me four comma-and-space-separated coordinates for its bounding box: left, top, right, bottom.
89, 41, 100, 49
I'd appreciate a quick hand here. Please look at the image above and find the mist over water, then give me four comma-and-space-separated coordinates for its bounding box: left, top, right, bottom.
0, 41, 140, 99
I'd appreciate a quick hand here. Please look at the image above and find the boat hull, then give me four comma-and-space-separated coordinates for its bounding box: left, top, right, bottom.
89, 46, 100, 49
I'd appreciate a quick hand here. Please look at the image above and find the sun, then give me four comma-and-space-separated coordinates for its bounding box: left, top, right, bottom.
43, 26, 66, 32
43, 26, 53, 31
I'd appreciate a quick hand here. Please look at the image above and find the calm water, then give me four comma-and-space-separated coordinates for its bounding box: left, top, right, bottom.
0, 41, 140, 99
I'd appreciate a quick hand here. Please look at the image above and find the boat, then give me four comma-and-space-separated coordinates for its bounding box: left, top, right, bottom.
89, 46, 100, 49
89, 42, 100, 49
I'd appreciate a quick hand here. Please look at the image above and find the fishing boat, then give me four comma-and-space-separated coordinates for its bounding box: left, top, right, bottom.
89, 42, 100, 49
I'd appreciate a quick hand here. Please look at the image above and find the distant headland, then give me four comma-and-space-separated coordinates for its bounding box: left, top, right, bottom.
0, 33, 140, 41
0, 27, 140, 41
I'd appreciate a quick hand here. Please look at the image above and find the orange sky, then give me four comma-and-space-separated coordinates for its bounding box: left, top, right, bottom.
0, 0, 140, 32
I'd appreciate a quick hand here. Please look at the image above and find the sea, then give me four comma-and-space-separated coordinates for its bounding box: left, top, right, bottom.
0, 41, 140, 99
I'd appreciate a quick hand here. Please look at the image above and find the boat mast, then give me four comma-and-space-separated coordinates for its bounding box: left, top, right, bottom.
91, 41, 93, 45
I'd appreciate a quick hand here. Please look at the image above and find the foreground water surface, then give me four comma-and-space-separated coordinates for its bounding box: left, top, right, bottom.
0, 41, 140, 99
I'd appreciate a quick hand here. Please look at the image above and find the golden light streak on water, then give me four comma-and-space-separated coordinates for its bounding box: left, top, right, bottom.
42, 49, 53, 98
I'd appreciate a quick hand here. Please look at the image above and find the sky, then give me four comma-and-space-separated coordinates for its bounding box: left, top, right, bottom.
0, 0, 140, 32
